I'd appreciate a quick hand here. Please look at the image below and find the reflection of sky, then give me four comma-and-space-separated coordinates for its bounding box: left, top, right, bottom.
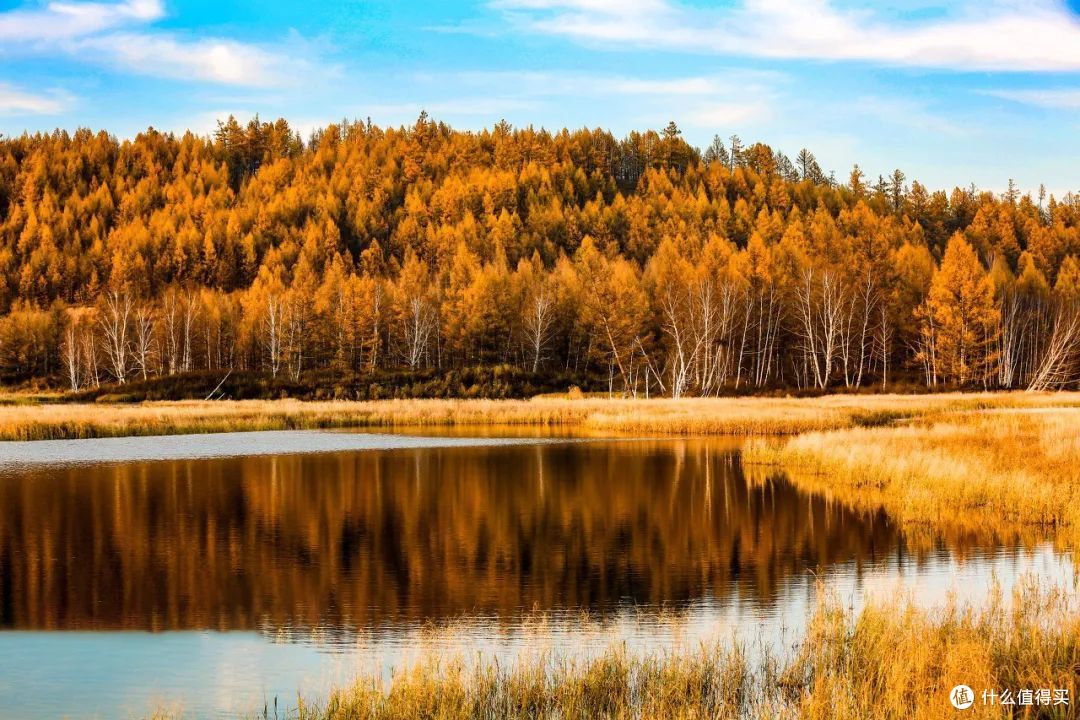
0, 431, 573, 468
1, 544, 1073, 719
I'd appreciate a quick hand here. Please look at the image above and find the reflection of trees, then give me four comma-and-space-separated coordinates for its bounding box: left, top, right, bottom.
0, 441, 902, 631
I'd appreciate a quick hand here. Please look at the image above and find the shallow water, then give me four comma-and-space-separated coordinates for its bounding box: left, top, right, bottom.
0, 435, 1073, 718
0, 430, 568, 467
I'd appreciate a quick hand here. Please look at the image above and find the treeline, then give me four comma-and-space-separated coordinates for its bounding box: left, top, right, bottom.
1, 114, 1080, 397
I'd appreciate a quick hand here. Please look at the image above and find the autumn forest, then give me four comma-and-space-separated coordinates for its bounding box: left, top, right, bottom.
2, 115, 1080, 397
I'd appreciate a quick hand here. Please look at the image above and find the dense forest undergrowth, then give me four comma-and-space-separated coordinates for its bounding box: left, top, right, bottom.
33, 366, 944, 404
3, 115, 1080, 398
66, 365, 583, 403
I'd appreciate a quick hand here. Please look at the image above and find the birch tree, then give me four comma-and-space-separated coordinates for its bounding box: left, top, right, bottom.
132, 305, 157, 380
98, 289, 132, 384
517, 255, 557, 373
395, 250, 437, 369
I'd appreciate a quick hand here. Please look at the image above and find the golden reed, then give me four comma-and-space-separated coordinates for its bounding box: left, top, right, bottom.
5, 391, 1080, 441
147, 579, 1079, 719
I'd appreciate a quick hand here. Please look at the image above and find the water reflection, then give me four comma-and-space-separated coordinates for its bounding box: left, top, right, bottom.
1, 440, 904, 634
0, 438, 1074, 718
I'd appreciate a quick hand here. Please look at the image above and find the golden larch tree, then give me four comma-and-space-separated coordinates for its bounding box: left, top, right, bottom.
920, 233, 999, 385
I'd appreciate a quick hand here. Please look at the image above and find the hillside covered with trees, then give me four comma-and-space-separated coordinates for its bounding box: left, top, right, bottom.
1, 115, 1079, 398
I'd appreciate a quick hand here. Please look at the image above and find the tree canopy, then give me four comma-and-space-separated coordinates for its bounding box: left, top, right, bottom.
2, 116, 1079, 395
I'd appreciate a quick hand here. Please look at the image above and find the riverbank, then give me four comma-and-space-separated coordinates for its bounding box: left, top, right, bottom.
4, 392, 1080, 441
148, 579, 1078, 720
745, 406, 1080, 547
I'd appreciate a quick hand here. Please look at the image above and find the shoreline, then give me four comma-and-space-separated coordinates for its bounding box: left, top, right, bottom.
3, 392, 1080, 442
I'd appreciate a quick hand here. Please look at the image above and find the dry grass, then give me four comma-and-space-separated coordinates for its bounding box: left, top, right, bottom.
745, 406, 1080, 545
147, 579, 1079, 719
5, 392, 1080, 441
784, 577, 1080, 720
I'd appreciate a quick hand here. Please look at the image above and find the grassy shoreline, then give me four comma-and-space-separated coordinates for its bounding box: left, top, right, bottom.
149, 580, 1079, 720
4, 392, 1080, 442
745, 405, 1080, 548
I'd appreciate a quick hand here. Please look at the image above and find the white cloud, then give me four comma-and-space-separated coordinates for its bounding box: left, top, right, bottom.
427, 69, 781, 99
402, 70, 782, 132
366, 97, 543, 120
609, 76, 756, 96
0, 83, 70, 115
78, 32, 308, 87
0, 0, 320, 88
0, 0, 163, 41
683, 101, 772, 127
489, 0, 1080, 72
851, 96, 962, 135
490, 0, 665, 12
982, 89, 1080, 109
609, 77, 712, 95
402, 70, 782, 133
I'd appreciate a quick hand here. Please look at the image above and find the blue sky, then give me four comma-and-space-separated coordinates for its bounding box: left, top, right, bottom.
2, 0, 1080, 195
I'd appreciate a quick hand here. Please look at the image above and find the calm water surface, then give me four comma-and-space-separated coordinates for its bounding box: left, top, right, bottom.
0, 435, 1073, 718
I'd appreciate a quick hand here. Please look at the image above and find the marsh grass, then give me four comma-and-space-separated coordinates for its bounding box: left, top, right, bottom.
5, 392, 1080, 441
785, 577, 1080, 720
745, 406, 1080, 547
148, 579, 1079, 720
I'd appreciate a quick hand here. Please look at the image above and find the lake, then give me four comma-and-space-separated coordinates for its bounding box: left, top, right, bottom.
0, 434, 1073, 718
